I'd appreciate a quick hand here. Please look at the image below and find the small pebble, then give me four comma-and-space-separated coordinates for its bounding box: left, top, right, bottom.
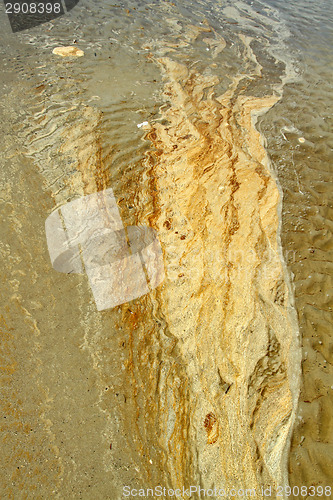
52, 46, 84, 57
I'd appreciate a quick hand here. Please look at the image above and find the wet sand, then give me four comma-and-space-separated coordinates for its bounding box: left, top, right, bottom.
0, 1, 332, 498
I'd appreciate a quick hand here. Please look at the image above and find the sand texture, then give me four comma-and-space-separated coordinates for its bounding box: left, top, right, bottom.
0, 33, 303, 497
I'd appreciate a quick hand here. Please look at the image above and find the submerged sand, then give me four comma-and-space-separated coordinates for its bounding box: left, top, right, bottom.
0, 14, 331, 500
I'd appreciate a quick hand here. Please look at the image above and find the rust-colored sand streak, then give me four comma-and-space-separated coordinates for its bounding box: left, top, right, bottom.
1, 25, 302, 497
123, 55, 302, 494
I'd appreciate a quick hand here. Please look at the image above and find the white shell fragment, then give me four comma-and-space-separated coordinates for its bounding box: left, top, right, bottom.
45, 189, 165, 310
52, 46, 84, 57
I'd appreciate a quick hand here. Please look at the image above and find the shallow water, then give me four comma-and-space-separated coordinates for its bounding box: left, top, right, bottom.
258, 0, 333, 489
0, 0, 332, 497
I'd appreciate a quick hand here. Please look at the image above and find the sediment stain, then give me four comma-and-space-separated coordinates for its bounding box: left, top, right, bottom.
0, 19, 302, 500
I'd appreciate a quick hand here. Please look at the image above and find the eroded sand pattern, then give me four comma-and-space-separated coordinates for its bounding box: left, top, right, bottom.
52, 46, 85, 57
0, 0, 332, 498
128, 53, 301, 493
